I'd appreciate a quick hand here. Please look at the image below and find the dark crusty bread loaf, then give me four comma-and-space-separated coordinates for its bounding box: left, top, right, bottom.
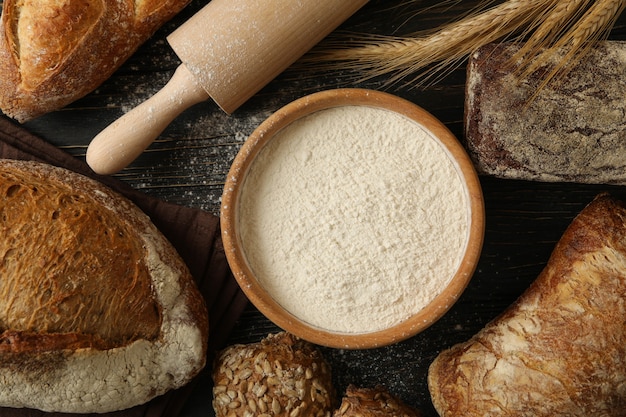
0, 0, 190, 122
428, 193, 626, 416
0, 159, 208, 413
465, 41, 626, 184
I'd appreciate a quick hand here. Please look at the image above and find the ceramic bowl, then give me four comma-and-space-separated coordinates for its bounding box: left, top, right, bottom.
220, 88, 484, 349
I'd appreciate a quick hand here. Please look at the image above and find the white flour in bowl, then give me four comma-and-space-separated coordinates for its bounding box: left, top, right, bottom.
238, 105, 470, 334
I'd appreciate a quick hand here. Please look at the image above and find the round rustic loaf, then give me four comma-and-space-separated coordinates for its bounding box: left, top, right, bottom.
0, 159, 208, 413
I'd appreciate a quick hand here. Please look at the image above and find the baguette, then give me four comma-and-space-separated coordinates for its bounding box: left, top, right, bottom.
428, 193, 626, 416
0, 159, 208, 413
0, 0, 190, 122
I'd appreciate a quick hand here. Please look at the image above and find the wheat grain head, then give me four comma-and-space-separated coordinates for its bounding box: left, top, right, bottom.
306, 0, 625, 88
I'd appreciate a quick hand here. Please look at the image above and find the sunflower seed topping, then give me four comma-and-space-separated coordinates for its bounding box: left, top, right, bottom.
212, 332, 334, 417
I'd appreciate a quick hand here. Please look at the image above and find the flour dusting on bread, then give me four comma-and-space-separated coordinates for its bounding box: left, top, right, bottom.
0, 159, 208, 413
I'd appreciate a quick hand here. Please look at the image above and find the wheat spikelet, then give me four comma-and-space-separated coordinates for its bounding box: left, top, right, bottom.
310, 0, 545, 85
552, 0, 625, 57
307, 0, 625, 87
511, 0, 592, 63
518, 0, 626, 96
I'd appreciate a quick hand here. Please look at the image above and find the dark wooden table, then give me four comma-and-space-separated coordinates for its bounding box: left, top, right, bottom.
13, 0, 626, 415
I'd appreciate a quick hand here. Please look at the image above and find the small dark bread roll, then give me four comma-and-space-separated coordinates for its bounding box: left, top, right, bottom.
212, 331, 335, 417
334, 385, 422, 417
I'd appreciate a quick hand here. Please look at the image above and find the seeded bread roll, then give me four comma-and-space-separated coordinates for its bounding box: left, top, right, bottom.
334, 385, 422, 417
212, 332, 335, 417
0, 159, 208, 413
428, 193, 626, 416
0, 0, 190, 122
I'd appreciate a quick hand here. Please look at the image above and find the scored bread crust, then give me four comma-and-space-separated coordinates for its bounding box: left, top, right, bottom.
428, 193, 626, 416
334, 385, 422, 417
0, 159, 208, 413
0, 0, 190, 122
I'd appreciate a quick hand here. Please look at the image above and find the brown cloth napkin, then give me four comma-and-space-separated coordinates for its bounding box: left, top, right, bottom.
0, 116, 249, 417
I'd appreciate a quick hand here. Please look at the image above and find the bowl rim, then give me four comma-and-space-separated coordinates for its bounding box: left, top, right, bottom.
220, 88, 485, 349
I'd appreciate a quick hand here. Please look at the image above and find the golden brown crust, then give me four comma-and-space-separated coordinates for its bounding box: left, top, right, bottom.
334, 385, 422, 417
428, 193, 626, 416
0, 330, 109, 352
0, 160, 161, 348
0, 0, 190, 122
212, 332, 335, 417
0, 159, 208, 413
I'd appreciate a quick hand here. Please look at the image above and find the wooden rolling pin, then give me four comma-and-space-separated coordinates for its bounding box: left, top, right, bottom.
86, 0, 367, 175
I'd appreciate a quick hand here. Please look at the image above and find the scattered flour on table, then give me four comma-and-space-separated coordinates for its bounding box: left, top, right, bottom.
238, 105, 470, 333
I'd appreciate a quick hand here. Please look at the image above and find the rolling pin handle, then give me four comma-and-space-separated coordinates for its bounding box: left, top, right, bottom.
86, 64, 210, 175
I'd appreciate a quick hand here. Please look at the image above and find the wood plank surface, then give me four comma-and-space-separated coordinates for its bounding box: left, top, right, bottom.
5, 0, 626, 415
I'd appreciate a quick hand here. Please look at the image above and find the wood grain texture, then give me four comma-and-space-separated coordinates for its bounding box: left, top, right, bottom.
3, 0, 626, 415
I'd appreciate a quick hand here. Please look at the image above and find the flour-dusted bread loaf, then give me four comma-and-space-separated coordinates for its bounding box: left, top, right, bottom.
465, 41, 626, 184
212, 332, 335, 417
334, 385, 422, 417
0, 0, 190, 122
428, 193, 626, 416
0, 159, 208, 413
